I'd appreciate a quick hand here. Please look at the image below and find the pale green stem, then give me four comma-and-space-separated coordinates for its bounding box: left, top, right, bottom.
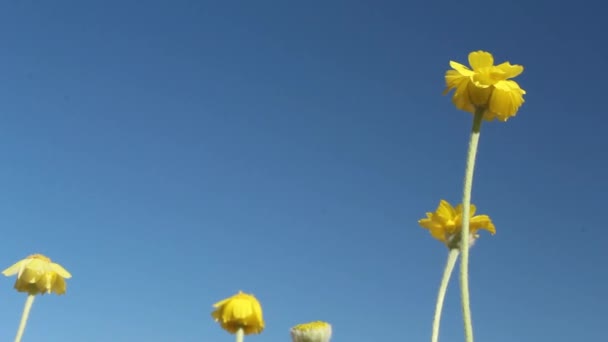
14, 295, 36, 342
459, 108, 484, 342
235, 327, 244, 342
431, 249, 460, 342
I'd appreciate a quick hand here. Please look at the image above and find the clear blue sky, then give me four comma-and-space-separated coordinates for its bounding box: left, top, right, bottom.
1, 1, 606, 341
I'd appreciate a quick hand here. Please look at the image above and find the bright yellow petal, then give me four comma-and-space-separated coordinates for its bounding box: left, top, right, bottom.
2, 259, 27, 276
449, 61, 474, 76
213, 297, 230, 308
444, 70, 469, 94
489, 80, 526, 120
470, 215, 496, 234
50, 263, 72, 279
496, 62, 524, 79
435, 200, 456, 222
468, 51, 494, 70
418, 214, 442, 231
52, 275, 67, 295
428, 225, 447, 242
444, 68, 477, 113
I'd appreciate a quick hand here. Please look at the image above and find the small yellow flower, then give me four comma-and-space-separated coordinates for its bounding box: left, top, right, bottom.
2, 254, 72, 295
418, 200, 495, 249
444, 50, 526, 122
291, 321, 332, 342
211, 291, 265, 335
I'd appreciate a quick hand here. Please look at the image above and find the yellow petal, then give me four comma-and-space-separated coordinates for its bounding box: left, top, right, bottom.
470, 215, 496, 234
27, 258, 51, 273
489, 80, 526, 120
444, 70, 470, 94
52, 275, 67, 295
468, 51, 494, 70
449, 61, 474, 76
213, 297, 231, 308
50, 263, 72, 279
36, 272, 55, 293
435, 200, 456, 222
2, 259, 27, 276
18, 267, 42, 284
428, 225, 447, 242
418, 216, 437, 230
496, 62, 524, 79
14, 278, 41, 295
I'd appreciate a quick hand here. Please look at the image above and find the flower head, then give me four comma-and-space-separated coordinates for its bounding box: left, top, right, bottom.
418, 200, 496, 249
211, 291, 265, 335
444, 50, 526, 122
291, 321, 332, 342
2, 254, 72, 295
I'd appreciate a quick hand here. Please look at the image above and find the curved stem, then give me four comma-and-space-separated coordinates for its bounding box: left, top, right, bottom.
235, 327, 244, 342
431, 249, 460, 342
14, 295, 36, 342
460, 109, 484, 342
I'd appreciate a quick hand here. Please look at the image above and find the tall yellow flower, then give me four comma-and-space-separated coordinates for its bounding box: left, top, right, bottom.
3, 254, 72, 342
212, 291, 265, 335
418, 199, 495, 249
444, 50, 526, 122
291, 321, 332, 342
2, 254, 72, 295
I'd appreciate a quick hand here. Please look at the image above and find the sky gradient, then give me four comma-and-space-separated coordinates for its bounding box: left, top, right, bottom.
1, 0, 607, 341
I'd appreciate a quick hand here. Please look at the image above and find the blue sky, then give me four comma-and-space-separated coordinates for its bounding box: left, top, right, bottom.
0, 0, 606, 341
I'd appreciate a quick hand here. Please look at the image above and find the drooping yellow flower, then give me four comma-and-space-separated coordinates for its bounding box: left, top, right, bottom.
212, 291, 265, 335
2, 254, 72, 295
291, 321, 332, 342
444, 50, 526, 122
418, 200, 495, 249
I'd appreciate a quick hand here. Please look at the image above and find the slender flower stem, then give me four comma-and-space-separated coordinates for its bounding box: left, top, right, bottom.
459, 108, 484, 342
14, 295, 36, 342
431, 249, 460, 342
236, 327, 244, 342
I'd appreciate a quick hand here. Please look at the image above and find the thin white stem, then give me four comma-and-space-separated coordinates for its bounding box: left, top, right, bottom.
431, 249, 460, 342
459, 109, 484, 342
14, 295, 36, 342
235, 327, 244, 342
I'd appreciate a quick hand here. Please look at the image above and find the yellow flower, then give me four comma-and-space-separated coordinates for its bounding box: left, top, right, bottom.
2, 254, 72, 295
291, 321, 332, 342
211, 291, 265, 335
418, 200, 495, 249
444, 50, 526, 122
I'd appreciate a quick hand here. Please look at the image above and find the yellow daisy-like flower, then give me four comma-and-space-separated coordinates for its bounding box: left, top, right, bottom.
212, 291, 265, 335
444, 50, 526, 122
291, 321, 332, 342
2, 254, 72, 295
418, 200, 496, 249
